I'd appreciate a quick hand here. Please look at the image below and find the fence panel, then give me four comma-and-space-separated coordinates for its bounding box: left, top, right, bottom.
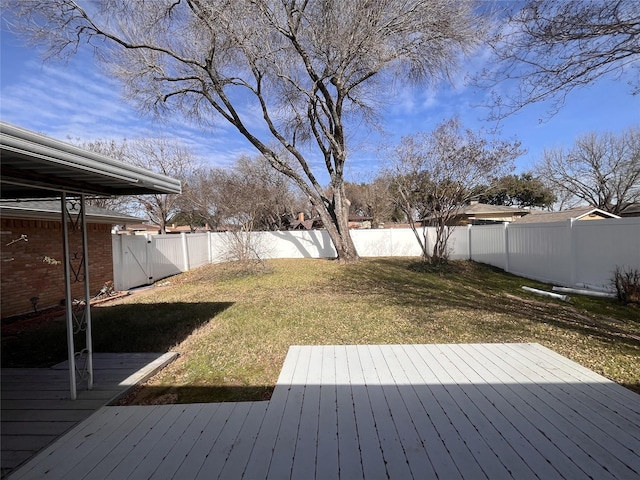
148, 235, 183, 280
186, 233, 210, 269
112, 235, 150, 291
112, 218, 639, 291
470, 224, 507, 269
506, 222, 572, 286
573, 218, 640, 288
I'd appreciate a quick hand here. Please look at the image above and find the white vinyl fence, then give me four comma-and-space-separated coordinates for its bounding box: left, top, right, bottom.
113, 218, 640, 292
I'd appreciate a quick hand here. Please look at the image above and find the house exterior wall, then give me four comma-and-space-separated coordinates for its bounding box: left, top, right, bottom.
1, 218, 113, 318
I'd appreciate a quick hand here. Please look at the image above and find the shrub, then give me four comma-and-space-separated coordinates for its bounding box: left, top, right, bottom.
611, 266, 640, 304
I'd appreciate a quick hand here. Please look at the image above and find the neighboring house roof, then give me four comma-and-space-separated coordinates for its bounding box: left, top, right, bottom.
513, 206, 620, 224
0, 199, 142, 224
1, 121, 181, 199
458, 202, 529, 216
291, 217, 324, 230
422, 202, 529, 223
620, 203, 640, 217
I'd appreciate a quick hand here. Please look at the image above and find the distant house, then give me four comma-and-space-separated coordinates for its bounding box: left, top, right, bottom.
290, 212, 324, 230
1, 200, 140, 318
619, 203, 640, 218
348, 215, 374, 229
513, 206, 620, 224
422, 201, 530, 226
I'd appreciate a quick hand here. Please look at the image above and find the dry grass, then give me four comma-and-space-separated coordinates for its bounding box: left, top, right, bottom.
3, 258, 639, 403
116, 258, 639, 403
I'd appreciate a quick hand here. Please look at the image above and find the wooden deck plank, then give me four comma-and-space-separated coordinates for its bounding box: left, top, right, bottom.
369, 345, 437, 478
8, 344, 640, 480
290, 346, 322, 479
403, 345, 488, 479
500, 343, 640, 439
147, 404, 223, 480
215, 401, 269, 480
428, 344, 539, 479
507, 343, 640, 421
1, 353, 177, 478
123, 404, 203, 480
461, 344, 619, 479
333, 345, 364, 480
485, 343, 640, 479
414, 344, 508, 478
346, 345, 387, 480
192, 403, 257, 479
436, 344, 551, 479
383, 345, 463, 480
72, 406, 169, 480
8, 406, 142, 480
313, 345, 340, 480
242, 345, 302, 479
172, 402, 239, 479
267, 345, 312, 479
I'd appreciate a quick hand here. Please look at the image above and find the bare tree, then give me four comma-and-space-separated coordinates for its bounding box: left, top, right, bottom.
478, 0, 640, 119
344, 179, 395, 227
174, 167, 221, 231
8, 0, 484, 262
536, 127, 640, 214
69, 138, 134, 213
126, 137, 200, 233
383, 118, 522, 263
210, 154, 305, 231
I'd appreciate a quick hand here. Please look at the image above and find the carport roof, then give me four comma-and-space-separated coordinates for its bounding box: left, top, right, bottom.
1, 121, 182, 199
0, 199, 143, 224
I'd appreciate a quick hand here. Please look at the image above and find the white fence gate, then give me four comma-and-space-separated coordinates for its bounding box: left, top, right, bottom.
113, 218, 640, 292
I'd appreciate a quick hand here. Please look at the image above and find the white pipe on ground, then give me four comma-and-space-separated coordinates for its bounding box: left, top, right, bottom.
552, 286, 616, 299
575, 283, 614, 293
522, 286, 569, 301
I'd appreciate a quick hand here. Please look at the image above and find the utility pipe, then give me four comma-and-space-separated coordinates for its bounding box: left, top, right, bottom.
552, 286, 616, 299
522, 286, 569, 302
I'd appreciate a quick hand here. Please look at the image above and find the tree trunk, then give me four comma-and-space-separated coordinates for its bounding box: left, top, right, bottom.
314, 183, 359, 263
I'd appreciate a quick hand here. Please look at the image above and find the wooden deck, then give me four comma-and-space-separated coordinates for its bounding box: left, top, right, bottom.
7, 343, 640, 479
1, 352, 177, 478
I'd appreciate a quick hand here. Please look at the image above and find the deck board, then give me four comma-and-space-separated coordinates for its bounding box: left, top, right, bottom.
7, 344, 640, 480
1, 353, 177, 478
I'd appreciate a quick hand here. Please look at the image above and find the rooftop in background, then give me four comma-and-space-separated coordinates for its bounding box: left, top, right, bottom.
0, 122, 181, 199
0, 199, 142, 224
513, 206, 620, 224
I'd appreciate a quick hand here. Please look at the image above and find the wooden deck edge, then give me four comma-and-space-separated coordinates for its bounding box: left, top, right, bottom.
105, 352, 179, 406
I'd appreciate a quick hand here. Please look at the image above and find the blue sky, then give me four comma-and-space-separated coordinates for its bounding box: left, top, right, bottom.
1, 24, 639, 186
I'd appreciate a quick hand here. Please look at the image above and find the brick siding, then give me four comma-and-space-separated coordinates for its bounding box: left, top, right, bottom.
1, 218, 113, 318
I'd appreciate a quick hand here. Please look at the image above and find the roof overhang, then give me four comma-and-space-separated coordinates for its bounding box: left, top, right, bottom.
0, 200, 143, 224
1, 122, 182, 199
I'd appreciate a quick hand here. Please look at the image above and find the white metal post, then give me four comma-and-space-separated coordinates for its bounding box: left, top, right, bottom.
80, 194, 93, 390
61, 193, 77, 400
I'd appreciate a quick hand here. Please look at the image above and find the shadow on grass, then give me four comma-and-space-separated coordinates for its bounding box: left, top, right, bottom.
114, 384, 274, 405
1, 302, 234, 368
336, 258, 640, 349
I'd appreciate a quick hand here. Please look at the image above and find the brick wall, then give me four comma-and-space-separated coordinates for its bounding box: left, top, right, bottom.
1, 218, 114, 319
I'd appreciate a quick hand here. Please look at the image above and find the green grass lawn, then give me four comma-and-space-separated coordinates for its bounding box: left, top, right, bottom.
3, 258, 639, 403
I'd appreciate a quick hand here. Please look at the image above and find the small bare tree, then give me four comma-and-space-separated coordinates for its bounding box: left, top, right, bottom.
70, 138, 134, 213
124, 137, 200, 233
8, 0, 485, 262
536, 127, 640, 214
478, 0, 640, 119
384, 118, 522, 263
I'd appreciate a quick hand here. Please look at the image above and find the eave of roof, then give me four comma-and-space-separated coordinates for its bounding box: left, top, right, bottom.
513, 206, 620, 224
1, 122, 182, 199
0, 200, 143, 224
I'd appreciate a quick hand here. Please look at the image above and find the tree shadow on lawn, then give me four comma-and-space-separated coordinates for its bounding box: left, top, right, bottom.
336, 258, 640, 350
1, 302, 234, 368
